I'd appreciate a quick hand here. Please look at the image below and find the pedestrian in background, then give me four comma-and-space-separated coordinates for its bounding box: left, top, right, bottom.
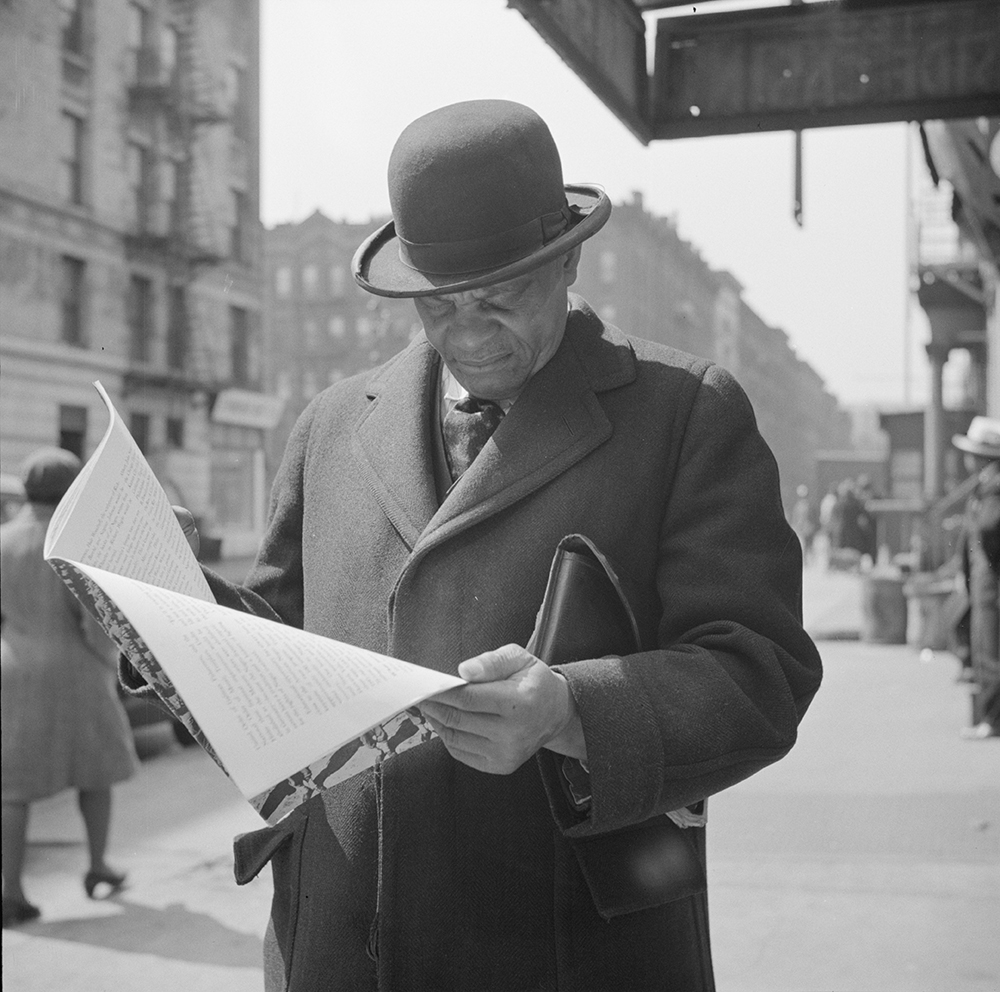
790, 484, 816, 564
952, 418, 1000, 740
1, 447, 137, 928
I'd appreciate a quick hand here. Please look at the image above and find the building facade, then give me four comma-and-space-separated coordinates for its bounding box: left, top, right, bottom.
262, 196, 849, 511
574, 192, 851, 508
262, 210, 420, 477
0, 0, 269, 556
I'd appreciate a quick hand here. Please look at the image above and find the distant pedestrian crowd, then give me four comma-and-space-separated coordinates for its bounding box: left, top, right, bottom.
790, 475, 878, 570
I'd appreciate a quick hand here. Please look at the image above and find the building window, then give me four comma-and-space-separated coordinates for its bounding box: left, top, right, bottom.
302, 264, 318, 296
356, 316, 372, 339
59, 0, 86, 55
127, 274, 154, 362
229, 305, 257, 386
328, 315, 346, 339
61, 111, 85, 205
226, 63, 250, 139
127, 1, 152, 80
166, 416, 185, 449
275, 265, 292, 297
166, 284, 188, 370
130, 412, 151, 454
276, 370, 292, 401
599, 251, 617, 285
230, 189, 248, 262
329, 265, 346, 298
128, 143, 155, 231
60, 255, 86, 346
59, 405, 87, 460
159, 24, 179, 85
163, 159, 182, 235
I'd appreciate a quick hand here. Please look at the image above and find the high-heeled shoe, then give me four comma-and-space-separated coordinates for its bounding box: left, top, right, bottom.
2, 896, 41, 928
84, 868, 127, 899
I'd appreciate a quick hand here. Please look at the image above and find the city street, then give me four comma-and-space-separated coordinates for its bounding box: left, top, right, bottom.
3, 564, 998, 992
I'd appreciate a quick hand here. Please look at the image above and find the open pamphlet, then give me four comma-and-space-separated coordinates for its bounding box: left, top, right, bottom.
44, 382, 463, 824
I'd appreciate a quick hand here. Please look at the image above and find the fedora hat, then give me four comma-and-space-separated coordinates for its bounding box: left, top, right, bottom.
352, 100, 611, 298
953, 416, 1000, 458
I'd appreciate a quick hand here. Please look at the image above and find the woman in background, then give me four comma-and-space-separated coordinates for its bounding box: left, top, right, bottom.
2, 447, 138, 927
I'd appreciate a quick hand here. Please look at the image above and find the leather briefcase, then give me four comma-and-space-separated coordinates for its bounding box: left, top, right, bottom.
529, 534, 707, 918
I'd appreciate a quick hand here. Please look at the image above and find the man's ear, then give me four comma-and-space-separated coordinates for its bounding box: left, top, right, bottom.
562, 244, 582, 288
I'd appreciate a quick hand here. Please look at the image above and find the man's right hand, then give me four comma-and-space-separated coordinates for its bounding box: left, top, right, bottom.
172, 506, 200, 558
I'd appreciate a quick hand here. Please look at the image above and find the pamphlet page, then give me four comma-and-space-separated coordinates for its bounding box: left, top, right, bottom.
43, 381, 461, 822
44, 381, 211, 602
65, 562, 464, 799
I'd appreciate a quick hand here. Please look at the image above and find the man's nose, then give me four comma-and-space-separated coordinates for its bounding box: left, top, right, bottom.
446, 304, 499, 346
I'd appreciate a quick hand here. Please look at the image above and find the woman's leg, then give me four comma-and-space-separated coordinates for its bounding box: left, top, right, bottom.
77, 787, 113, 873
1, 801, 31, 903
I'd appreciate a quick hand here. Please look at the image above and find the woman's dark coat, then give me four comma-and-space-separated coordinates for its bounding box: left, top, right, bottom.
209, 298, 822, 991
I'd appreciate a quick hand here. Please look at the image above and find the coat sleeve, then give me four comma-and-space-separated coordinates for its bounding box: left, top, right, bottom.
541, 363, 822, 837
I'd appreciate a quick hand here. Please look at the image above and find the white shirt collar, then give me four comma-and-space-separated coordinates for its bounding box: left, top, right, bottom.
440, 363, 515, 419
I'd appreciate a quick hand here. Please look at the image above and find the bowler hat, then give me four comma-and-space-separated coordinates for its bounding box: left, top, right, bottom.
21, 446, 81, 504
352, 100, 611, 298
953, 416, 1000, 459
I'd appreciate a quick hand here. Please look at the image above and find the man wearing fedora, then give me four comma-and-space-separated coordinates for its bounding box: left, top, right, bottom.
176, 101, 821, 990
953, 417, 1000, 740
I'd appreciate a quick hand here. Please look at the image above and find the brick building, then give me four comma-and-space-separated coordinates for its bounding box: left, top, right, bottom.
0, 0, 268, 556
574, 192, 850, 507
262, 210, 420, 476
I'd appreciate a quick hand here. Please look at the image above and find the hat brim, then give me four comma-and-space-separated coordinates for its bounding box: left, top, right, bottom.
953, 434, 1000, 458
352, 184, 611, 298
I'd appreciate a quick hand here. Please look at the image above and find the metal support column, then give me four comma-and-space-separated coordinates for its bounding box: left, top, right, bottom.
924, 344, 949, 501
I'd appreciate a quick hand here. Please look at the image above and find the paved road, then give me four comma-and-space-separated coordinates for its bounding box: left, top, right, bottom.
4, 564, 998, 991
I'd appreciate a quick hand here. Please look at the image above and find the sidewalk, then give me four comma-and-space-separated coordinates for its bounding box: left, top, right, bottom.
4, 565, 998, 991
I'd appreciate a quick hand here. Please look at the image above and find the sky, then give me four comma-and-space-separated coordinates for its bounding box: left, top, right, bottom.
259, 0, 934, 410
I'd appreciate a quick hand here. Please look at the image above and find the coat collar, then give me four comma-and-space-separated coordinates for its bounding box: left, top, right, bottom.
355, 295, 636, 551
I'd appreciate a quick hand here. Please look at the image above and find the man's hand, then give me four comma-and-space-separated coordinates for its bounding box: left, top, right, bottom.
172, 506, 200, 558
420, 644, 587, 775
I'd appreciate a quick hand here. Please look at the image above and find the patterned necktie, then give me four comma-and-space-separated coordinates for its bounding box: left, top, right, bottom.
442, 396, 505, 482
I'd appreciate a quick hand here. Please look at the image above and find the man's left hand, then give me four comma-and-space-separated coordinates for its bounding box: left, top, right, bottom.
420, 644, 586, 774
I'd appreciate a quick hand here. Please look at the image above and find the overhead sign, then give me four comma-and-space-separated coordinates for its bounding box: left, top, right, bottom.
212, 389, 284, 430
652, 0, 1000, 138
509, 0, 650, 143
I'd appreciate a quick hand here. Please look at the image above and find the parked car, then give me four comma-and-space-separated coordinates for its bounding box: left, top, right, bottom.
0, 472, 26, 523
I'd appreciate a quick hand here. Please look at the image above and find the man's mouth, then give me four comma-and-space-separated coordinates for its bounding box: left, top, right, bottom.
454, 353, 508, 369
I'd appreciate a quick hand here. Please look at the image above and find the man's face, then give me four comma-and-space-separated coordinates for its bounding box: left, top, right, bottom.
413, 251, 578, 402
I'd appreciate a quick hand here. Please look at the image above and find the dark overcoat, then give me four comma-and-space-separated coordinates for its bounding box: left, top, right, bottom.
209, 297, 822, 991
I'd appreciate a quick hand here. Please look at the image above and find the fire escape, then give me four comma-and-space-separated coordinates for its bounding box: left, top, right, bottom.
123, 0, 230, 397
914, 134, 989, 509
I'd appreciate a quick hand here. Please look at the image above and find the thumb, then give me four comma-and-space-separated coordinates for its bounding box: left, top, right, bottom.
459, 644, 535, 683
172, 505, 200, 557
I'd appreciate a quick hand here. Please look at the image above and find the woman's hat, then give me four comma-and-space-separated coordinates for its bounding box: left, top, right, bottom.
953, 416, 1000, 459
352, 100, 611, 298
21, 446, 82, 503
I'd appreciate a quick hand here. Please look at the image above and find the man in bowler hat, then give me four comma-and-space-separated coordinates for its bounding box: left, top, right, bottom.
171, 100, 822, 990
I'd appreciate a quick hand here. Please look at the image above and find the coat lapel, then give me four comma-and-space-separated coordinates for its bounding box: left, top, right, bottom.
416, 300, 636, 554
353, 337, 441, 549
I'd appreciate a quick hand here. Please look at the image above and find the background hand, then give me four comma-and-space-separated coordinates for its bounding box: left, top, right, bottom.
172, 506, 200, 558
420, 644, 582, 774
